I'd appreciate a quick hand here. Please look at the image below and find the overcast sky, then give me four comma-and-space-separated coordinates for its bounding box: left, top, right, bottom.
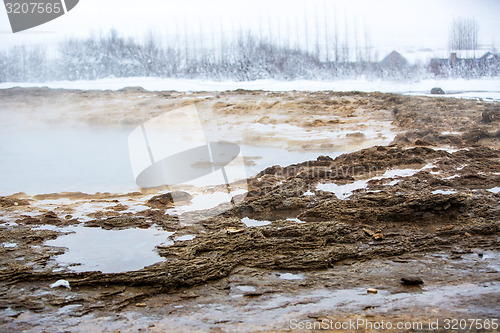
1, 0, 499, 58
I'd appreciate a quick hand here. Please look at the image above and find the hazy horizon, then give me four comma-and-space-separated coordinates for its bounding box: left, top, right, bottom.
1, 0, 499, 58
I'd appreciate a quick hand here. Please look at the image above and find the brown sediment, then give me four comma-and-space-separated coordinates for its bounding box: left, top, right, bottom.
0, 88, 499, 331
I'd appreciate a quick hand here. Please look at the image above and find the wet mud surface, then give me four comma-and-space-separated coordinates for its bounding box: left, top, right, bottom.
0, 88, 499, 332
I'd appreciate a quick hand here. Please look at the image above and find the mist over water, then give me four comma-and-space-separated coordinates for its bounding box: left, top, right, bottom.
0, 126, 347, 195
0, 127, 135, 195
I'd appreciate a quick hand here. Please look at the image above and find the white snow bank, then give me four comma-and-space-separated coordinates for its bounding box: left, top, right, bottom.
1, 77, 499, 100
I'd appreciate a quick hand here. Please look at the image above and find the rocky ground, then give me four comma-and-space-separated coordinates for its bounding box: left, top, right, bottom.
0, 88, 499, 332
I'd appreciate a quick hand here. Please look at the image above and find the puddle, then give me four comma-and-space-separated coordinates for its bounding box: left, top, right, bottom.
241, 217, 272, 227
316, 179, 371, 200
1, 242, 17, 248
431, 189, 458, 195
285, 217, 305, 223
461, 251, 500, 272
317, 163, 435, 199
132, 281, 500, 332
175, 234, 196, 241
240, 145, 343, 176
235, 286, 257, 293
45, 226, 173, 273
167, 189, 246, 214
277, 272, 305, 280
121, 204, 150, 214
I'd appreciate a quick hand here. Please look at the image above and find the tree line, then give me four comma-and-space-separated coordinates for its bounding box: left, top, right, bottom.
0, 15, 497, 83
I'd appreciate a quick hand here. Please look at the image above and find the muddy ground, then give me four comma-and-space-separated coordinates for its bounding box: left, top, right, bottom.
0, 88, 499, 332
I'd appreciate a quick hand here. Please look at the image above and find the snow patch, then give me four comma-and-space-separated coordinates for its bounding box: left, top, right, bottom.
1, 77, 499, 101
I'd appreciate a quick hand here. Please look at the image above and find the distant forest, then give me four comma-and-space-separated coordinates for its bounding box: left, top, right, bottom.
0, 28, 498, 83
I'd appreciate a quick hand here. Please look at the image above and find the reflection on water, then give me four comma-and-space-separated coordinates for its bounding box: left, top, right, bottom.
45, 225, 173, 273
0, 128, 349, 195
0, 128, 135, 195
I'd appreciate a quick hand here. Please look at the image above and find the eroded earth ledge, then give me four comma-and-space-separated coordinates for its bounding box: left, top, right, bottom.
0, 89, 499, 332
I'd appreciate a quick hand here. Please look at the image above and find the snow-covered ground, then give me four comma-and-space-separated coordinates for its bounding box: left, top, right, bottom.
1, 77, 499, 100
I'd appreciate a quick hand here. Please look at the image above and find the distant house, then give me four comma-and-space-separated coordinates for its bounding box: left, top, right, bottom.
430, 51, 500, 76
479, 51, 500, 65
429, 57, 450, 75
379, 50, 409, 70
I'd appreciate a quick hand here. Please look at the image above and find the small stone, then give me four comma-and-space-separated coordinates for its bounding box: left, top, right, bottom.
464, 232, 472, 237
363, 228, 374, 236
430, 87, 445, 95
243, 292, 264, 297
135, 303, 147, 307
414, 139, 432, 146
436, 225, 454, 232
478, 253, 484, 258
401, 277, 424, 286
44, 211, 58, 219
367, 288, 378, 294
481, 110, 498, 124
226, 227, 244, 234
372, 230, 384, 240
147, 191, 192, 207
317, 155, 333, 162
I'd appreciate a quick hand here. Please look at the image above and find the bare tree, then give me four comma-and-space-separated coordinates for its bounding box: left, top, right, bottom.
323, 1, 329, 62
364, 21, 371, 63
342, 11, 350, 63
448, 17, 479, 56
333, 8, 339, 62
303, 7, 309, 54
